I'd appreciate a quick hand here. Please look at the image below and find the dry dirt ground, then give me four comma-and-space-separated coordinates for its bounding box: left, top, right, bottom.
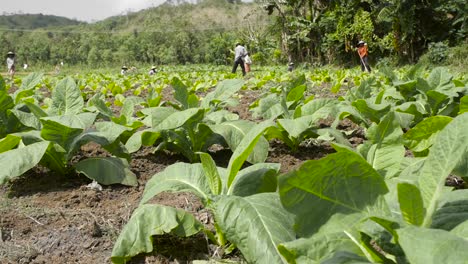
1, 84, 462, 263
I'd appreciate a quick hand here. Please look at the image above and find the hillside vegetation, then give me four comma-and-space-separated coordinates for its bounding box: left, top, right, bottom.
0, 0, 466, 68
0, 13, 82, 29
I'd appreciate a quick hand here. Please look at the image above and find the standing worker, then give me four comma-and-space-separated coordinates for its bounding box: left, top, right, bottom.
232, 42, 247, 76
244, 53, 252, 73
356, 41, 371, 72
6, 51, 16, 79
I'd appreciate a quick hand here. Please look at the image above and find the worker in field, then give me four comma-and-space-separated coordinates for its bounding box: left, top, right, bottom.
356, 40, 371, 72
288, 62, 294, 72
232, 42, 247, 76
149, 66, 157, 75
244, 53, 252, 73
6, 51, 16, 79
121, 66, 128, 75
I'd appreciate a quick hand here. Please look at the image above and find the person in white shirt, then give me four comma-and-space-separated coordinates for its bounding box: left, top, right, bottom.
121, 66, 128, 75
6, 51, 15, 79
232, 42, 247, 76
149, 66, 157, 75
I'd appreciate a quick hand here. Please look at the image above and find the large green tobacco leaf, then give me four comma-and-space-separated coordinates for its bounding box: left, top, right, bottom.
40, 113, 97, 152
460, 95, 468, 114
75, 157, 137, 186
211, 120, 269, 164
397, 226, 468, 264
226, 120, 274, 187
140, 107, 177, 128
111, 204, 203, 264
140, 163, 212, 205
10, 107, 41, 130
278, 214, 366, 264
352, 99, 391, 123
403, 116, 452, 153
50, 77, 84, 115
0, 77, 15, 137
213, 193, 295, 264
0, 141, 49, 184
200, 79, 244, 108
172, 77, 198, 109
0, 134, 21, 153
431, 190, 468, 231
280, 148, 388, 236
296, 98, 336, 119
427, 67, 453, 91
251, 93, 285, 119
418, 113, 468, 227
87, 93, 114, 119
362, 112, 405, 179
157, 108, 205, 130
229, 163, 280, 196
13, 72, 43, 103
397, 182, 425, 226
199, 152, 222, 195
451, 220, 468, 238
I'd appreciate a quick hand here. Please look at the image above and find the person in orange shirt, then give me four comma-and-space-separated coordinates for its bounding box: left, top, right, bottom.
356, 41, 371, 72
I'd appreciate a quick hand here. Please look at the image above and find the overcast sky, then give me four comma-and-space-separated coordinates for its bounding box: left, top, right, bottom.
1, 0, 166, 22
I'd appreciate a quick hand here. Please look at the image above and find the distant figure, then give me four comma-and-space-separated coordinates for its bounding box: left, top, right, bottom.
23, 63, 28, 70
356, 40, 371, 72
55, 63, 61, 74
121, 66, 128, 75
149, 66, 157, 75
232, 42, 247, 76
244, 53, 252, 73
60, 61, 64, 66
6, 51, 15, 79
288, 62, 294, 72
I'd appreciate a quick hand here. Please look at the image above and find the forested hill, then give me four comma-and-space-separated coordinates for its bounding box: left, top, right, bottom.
89, 0, 266, 33
0, 0, 269, 66
0, 14, 83, 29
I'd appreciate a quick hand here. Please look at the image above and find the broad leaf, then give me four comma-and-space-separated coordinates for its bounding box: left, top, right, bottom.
213, 193, 295, 264
50, 77, 84, 115
75, 157, 137, 186
451, 220, 468, 239
397, 182, 425, 226
140, 163, 212, 205
0, 141, 49, 184
199, 152, 222, 195
111, 204, 203, 264
13, 72, 43, 103
201, 79, 244, 108
279, 148, 388, 236
278, 212, 366, 263
226, 120, 273, 187
0, 134, 21, 153
211, 120, 269, 164
418, 113, 468, 227
397, 226, 468, 264
459, 96, 468, 114
431, 190, 468, 231
172, 77, 198, 109
363, 112, 405, 178
229, 163, 280, 196
403, 116, 452, 153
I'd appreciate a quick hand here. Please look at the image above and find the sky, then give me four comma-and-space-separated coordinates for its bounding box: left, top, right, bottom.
1, 0, 166, 22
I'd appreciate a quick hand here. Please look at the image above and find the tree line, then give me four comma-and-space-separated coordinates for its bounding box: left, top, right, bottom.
0, 0, 466, 68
